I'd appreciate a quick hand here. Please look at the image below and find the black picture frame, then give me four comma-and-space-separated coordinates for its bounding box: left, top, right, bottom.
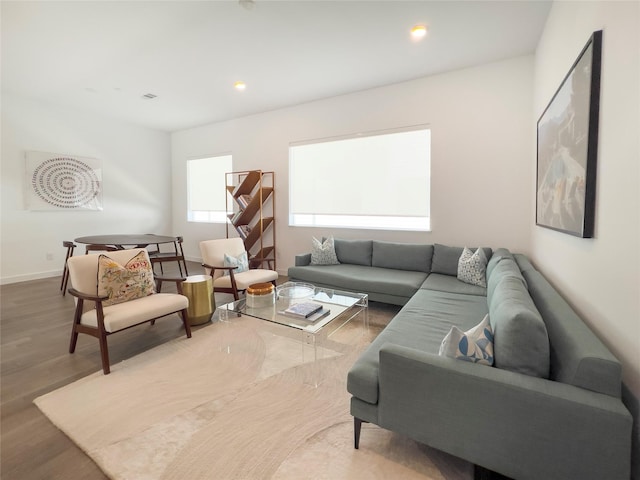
536, 30, 602, 238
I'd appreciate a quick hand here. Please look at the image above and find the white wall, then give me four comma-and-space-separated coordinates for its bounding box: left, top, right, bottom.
1, 93, 172, 284
533, 1, 640, 398
172, 55, 534, 272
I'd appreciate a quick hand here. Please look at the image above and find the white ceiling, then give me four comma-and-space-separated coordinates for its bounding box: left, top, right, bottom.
1, 1, 551, 132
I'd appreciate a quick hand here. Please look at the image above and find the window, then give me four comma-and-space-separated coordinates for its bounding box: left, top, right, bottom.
289, 127, 431, 231
187, 154, 232, 223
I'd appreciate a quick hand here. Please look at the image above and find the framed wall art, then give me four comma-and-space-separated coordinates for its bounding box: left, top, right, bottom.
536, 30, 602, 238
25, 151, 103, 211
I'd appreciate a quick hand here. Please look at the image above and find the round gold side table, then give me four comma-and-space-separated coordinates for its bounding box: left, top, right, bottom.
182, 275, 214, 326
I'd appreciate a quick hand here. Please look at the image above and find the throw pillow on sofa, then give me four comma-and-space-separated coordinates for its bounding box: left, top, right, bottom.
457, 247, 487, 287
311, 236, 340, 265
439, 314, 494, 366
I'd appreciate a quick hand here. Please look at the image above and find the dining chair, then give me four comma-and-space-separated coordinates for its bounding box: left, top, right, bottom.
66, 248, 191, 374
85, 244, 118, 254
200, 238, 278, 300
60, 241, 77, 296
149, 236, 189, 277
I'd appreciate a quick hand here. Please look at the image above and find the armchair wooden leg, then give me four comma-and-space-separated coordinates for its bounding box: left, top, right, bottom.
69, 326, 79, 354
181, 309, 192, 338
69, 302, 83, 354
98, 333, 111, 375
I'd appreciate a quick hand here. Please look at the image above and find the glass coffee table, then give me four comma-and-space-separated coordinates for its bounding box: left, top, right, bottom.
216, 282, 368, 386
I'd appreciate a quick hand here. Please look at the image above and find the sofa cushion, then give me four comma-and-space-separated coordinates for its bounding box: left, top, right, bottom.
487, 255, 527, 307
457, 247, 487, 287
81, 293, 188, 333
489, 276, 550, 378
347, 289, 488, 405
486, 247, 513, 279
334, 239, 372, 266
516, 256, 622, 397
311, 236, 339, 265
371, 241, 433, 273
439, 314, 494, 366
432, 244, 492, 277
431, 244, 463, 276
287, 264, 426, 298
421, 273, 487, 296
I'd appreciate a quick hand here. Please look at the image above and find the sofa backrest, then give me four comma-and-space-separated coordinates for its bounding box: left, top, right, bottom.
371, 241, 433, 274
487, 250, 550, 378
431, 244, 493, 276
334, 239, 373, 266
486, 248, 528, 305
514, 254, 622, 398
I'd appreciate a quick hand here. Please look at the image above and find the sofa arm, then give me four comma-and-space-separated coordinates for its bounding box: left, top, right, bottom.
294, 253, 311, 266
377, 343, 632, 480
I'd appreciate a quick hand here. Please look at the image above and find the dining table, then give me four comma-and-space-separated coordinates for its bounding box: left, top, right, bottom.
74, 234, 178, 250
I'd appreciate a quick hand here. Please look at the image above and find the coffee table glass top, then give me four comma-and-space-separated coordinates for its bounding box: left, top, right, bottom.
216, 282, 367, 334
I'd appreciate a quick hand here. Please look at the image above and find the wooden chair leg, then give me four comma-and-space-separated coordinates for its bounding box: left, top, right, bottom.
177, 261, 183, 277
60, 265, 67, 292
182, 259, 189, 277
60, 243, 75, 295
61, 269, 70, 296
69, 326, 79, 354
98, 332, 111, 375
181, 309, 192, 338
69, 302, 83, 353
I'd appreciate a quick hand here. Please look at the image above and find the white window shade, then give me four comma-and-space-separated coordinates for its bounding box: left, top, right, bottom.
289, 128, 430, 231
187, 155, 232, 223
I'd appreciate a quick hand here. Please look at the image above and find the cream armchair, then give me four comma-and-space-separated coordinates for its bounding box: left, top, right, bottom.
67, 248, 191, 374
200, 238, 278, 300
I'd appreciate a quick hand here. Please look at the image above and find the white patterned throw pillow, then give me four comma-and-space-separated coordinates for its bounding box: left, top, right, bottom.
310, 236, 339, 265
439, 314, 494, 366
457, 247, 487, 287
97, 251, 156, 307
223, 251, 249, 276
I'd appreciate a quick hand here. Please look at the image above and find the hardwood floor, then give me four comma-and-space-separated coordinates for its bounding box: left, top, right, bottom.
1, 261, 207, 480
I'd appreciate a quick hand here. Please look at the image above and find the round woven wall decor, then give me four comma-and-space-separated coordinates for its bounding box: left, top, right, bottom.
31, 156, 101, 208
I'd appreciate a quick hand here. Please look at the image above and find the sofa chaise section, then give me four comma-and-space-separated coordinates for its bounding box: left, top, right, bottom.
346, 247, 632, 480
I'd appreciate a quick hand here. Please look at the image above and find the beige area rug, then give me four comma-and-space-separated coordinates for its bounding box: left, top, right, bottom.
35, 306, 469, 480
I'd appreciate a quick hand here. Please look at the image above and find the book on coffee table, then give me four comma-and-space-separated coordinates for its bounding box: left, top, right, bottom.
281, 306, 331, 323
283, 302, 323, 319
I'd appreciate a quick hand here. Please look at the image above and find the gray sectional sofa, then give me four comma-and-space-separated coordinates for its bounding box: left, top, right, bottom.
288, 240, 632, 480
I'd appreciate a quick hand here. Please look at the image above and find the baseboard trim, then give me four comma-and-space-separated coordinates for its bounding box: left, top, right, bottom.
1, 270, 60, 285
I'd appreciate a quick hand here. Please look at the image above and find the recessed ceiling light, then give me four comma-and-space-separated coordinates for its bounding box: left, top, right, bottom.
411, 25, 427, 38
234, 81, 246, 91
